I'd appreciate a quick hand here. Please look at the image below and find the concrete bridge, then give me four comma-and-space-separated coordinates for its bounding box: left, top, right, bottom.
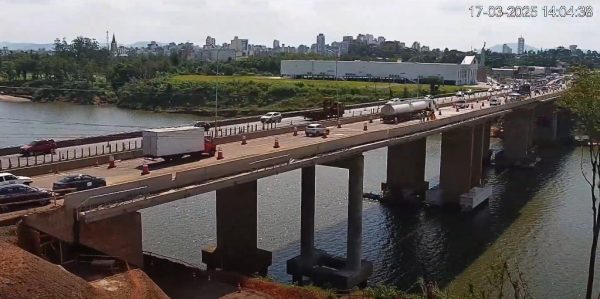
17, 88, 569, 289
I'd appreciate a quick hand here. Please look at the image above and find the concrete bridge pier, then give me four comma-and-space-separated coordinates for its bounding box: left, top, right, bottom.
202, 180, 272, 275
385, 138, 428, 203
534, 105, 559, 145
502, 109, 536, 166
287, 156, 373, 289
426, 124, 492, 211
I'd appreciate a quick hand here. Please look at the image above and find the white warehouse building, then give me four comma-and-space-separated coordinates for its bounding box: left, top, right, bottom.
281, 57, 479, 85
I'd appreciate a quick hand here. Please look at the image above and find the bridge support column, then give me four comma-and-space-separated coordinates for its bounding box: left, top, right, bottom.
385, 138, 428, 203
289, 156, 372, 289
438, 126, 474, 205
202, 181, 272, 275
534, 105, 558, 145
471, 124, 484, 187
482, 122, 492, 165
503, 109, 535, 165
426, 125, 492, 211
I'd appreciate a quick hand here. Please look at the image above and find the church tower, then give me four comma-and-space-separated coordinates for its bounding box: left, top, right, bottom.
110, 34, 118, 56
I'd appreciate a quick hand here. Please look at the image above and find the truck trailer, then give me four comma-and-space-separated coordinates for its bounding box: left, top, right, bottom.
380, 99, 436, 124
142, 126, 216, 162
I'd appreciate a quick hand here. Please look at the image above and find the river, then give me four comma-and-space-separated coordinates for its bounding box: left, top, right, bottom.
1, 100, 597, 297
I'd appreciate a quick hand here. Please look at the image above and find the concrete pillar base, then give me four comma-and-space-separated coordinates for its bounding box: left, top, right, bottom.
202, 246, 272, 276
383, 181, 430, 204
426, 184, 492, 211
287, 250, 373, 289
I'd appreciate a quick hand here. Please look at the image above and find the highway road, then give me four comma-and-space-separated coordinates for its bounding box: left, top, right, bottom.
26, 94, 506, 190
0, 90, 503, 172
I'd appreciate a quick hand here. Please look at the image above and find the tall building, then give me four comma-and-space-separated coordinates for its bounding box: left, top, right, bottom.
273, 39, 280, 49
412, 41, 420, 50
377, 36, 386, 45
110, 34, 118, 56
569, 45, 578, 51
230, 36, 249, 52
365, 34, 375, 45
316, 33, 326, 55
205, 36, 216, 48
342, 36, 353, 42
502, 43, 512, 54
297, 44, 309, 54
517, 36, 525, 55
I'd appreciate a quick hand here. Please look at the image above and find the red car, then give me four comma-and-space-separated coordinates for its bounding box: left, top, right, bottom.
20, 139, 57, 156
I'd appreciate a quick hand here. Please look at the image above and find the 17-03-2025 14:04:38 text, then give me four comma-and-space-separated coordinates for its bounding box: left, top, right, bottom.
468, 5, 593, 18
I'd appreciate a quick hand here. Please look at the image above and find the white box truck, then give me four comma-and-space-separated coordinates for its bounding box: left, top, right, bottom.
142, 126, 216, 162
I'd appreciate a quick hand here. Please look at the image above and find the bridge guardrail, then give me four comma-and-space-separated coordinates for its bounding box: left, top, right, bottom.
0, 139, 142, 172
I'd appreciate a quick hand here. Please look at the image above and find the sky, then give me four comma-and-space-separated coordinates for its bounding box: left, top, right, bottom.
0, 0, 599, 51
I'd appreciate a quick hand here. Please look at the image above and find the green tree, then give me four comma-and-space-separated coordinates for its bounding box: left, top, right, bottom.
559, 68, 600, 299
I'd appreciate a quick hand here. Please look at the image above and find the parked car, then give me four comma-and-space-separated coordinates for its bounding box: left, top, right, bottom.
0, 184, 51, 212
0, 173, 32, 186
466, 89, 474, 95
455, 91, 465, 97
20, 139, 57, 156
52, 174, 107, 193
304, 124, 328, 137
424, 94, 434, 100
489, 96, 501, 106
260, 112, 282, 123
193, 121, 214, 131
455, 99, 469, 109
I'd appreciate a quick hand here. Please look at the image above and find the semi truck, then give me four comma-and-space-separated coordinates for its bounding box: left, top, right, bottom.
142, 126, 216, 162
304, 98, 345, 121
381, 99, 436, 124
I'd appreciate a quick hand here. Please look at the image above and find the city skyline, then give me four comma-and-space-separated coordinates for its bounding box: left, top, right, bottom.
1, 0, 598, 51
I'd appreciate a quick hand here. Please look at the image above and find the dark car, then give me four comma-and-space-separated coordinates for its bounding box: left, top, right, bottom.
193, 121, 214, 131
52, 174, 106, 193
0, 184, 51, 212
20, 139, 57, 156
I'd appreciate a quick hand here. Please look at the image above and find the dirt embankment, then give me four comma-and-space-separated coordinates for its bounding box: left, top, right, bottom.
0, 241, 168, 299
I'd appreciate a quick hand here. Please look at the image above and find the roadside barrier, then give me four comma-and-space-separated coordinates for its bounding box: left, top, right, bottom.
216, 147, 224, 160
274, 137, 280, 148
108, 155, 116, 169
363, 122, 368, 131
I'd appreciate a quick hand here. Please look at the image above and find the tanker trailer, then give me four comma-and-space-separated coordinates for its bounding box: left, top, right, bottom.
381, 99, 435, 124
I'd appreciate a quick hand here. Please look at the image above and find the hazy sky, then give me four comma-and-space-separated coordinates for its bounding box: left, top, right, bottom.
1, 0, 598, 50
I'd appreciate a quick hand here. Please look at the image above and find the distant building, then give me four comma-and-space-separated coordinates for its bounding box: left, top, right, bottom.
281, 57, 479, 85
377, 36, 386, 45
502, 44, 512, 54
205, 36, 216, 48
421, 46, 430, 52
517, 36, 525, 55
110, 34, 118, 56
230, 36, 249, 57
273, 39, 280, 50
297, 44, 309, 54
398, 42, 406, 48
356, 34, 366, 44
197, 48, 236, 62
342, 36, 353, 42
365, 34, 375, 45
316, 33, 326, 55
412, 41, 420, 50
569, 45, 578, 51
340, 41, 350, 55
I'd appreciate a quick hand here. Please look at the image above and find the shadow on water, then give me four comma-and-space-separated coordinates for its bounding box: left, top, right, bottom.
268, 146, 575, 291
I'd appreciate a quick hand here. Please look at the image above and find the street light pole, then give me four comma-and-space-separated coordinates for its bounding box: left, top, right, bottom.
214, 48, 221, 130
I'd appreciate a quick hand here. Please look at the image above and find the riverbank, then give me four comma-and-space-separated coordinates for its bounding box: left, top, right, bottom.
0, 95, 31, 102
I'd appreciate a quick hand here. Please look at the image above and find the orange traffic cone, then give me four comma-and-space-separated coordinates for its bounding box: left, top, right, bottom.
107, 155, 115, 169
337, 120, 341, 128
141, 163, 150, 175
322, 129, 329, 138
274, 137, 280, 148
363, 122, 368, 131
95, 159, 99, 167
241, 135, 247, 145
217, 147, 224, 160
369, 117, 373, 123
293, 126, 298, 136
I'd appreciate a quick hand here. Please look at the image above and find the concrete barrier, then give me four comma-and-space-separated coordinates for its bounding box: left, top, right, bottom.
10, 150, 143, 177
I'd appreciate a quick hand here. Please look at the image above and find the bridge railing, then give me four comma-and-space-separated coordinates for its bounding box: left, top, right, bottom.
0, 139, 142, 171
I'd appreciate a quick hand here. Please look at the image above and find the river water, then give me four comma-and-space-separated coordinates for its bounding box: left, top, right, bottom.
1, 100, 597, 297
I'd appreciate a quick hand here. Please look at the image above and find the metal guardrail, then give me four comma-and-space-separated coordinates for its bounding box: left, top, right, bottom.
0, 139, 142, 171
